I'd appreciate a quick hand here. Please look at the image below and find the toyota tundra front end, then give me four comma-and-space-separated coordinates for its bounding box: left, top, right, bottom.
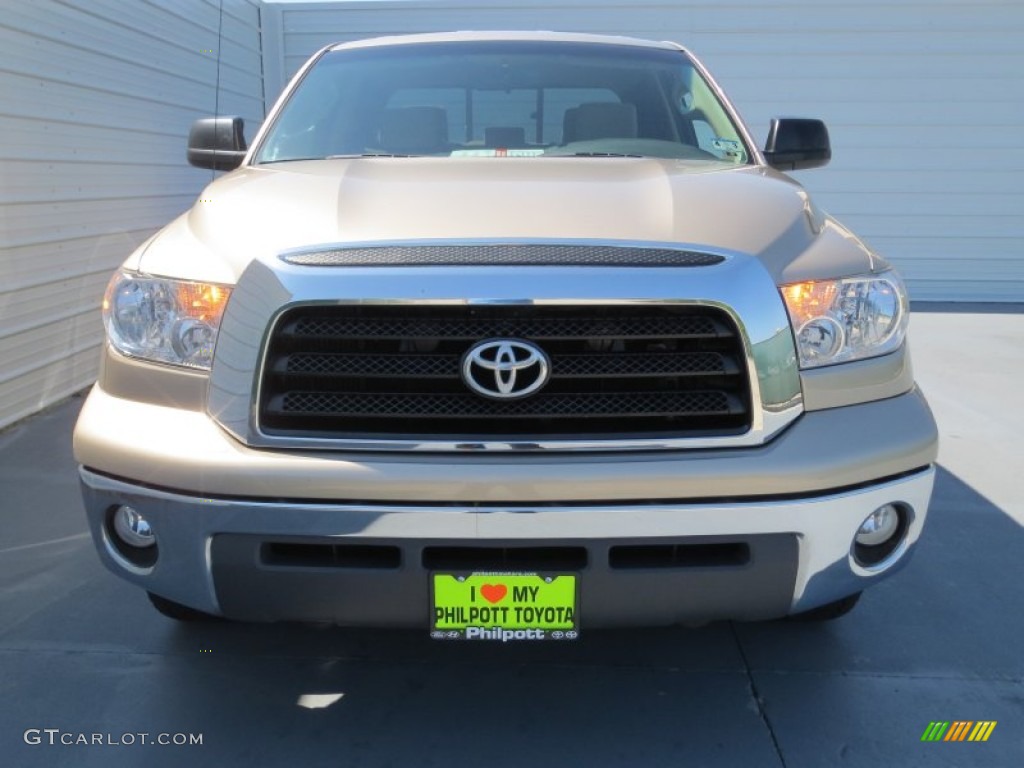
74, 32, 938, 636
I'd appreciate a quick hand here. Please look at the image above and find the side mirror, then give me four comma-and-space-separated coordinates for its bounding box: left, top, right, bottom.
187, 116, 247, 170
763, 118, 831, 171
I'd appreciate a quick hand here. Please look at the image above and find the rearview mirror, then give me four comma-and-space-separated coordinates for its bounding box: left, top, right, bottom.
187, 116, 247, 170
763, 118, 831, 171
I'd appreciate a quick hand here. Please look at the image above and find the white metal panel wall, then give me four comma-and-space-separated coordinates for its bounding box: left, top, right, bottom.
0, 0, 264, 430
264, 0, 1024, 302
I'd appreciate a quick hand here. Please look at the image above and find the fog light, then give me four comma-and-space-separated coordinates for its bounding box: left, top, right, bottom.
113, 505, 155, 548
856, 504, 900, 547
853, 503, 909, 568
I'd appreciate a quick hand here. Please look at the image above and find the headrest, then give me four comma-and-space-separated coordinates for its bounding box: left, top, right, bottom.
485, 126, 527, 147
563, 102, 638, 143
378, 106, 449, 153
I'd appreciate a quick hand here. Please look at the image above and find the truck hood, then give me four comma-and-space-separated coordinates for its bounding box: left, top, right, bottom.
139, 158, 879, 284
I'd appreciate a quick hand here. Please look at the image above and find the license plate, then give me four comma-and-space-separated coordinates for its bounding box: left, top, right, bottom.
431, 572, 578, 641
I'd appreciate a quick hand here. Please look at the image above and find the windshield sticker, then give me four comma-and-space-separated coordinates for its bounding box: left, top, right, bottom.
711, 138, 742, 153
450, 149, 546, 158
710, 138, 744, 162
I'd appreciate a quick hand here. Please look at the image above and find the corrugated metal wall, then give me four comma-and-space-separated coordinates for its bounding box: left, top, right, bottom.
262, 0, 1024, 303
0, 0, 264, 431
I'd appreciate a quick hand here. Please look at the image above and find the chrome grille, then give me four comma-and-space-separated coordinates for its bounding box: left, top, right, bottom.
258, 305, 752, 439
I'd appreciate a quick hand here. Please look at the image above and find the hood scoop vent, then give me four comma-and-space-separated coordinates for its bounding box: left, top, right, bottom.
279, 242, 726, 268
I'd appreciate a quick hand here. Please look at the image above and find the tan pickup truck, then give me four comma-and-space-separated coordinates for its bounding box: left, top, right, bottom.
74, 31, 937, 639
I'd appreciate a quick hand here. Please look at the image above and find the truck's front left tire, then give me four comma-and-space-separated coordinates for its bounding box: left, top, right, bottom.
147, 592, 222, 622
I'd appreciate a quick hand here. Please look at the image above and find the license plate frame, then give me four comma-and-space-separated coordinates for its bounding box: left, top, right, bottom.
430, 572, 579, 641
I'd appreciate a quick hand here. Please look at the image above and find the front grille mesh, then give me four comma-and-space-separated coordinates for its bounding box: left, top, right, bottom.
280, 351, 732, 378
283, 354, 458, 377
258, 304, 752, 440
288, 313, 721, 340
280, 390, 733, 419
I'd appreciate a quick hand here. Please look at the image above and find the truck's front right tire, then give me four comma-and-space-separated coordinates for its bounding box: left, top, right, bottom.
788, 591, 862, 622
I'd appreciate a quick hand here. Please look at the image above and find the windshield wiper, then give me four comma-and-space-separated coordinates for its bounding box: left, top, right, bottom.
256, 157, 323, 164
258, 153, 418, 164
567, 152, 644, 158
326, 153, 417, 159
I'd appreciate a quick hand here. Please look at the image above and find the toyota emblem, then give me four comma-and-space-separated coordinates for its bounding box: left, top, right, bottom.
461, 339, 551, 400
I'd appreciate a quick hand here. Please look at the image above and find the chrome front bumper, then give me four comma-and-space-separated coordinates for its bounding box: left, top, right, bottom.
79, 462, 935, 626
76, 361, 938, 625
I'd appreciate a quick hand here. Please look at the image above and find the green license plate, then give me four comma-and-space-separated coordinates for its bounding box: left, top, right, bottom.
431, 572, 578, 641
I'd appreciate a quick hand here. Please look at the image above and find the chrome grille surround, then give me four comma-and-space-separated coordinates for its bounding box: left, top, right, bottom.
258, 304, 751, 439
207, 239, 803, 452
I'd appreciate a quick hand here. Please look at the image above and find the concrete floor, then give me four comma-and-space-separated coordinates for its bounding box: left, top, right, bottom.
1, 310, 1022, 767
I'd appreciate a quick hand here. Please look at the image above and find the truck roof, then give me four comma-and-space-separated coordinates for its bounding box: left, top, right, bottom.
328, 30, 686, 53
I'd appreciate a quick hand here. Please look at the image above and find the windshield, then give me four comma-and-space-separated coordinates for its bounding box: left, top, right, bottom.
254, 41, 752, 164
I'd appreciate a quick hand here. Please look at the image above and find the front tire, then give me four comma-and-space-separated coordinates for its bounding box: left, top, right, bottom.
147, 592, 222, 622
788, 591, 862, 622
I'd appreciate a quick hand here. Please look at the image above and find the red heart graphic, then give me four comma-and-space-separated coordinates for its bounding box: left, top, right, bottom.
480, 584, 507, 604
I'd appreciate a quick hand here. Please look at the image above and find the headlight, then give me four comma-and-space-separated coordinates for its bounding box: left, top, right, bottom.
102, 272, 232, 370
781, 272, 908, 369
